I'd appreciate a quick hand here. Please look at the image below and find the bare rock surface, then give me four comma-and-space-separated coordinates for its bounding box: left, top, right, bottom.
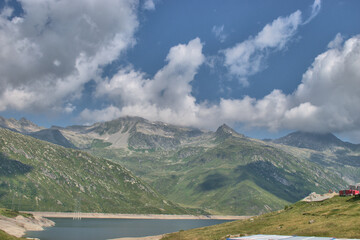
302, 192, 338, 202
0, 215, 54, 237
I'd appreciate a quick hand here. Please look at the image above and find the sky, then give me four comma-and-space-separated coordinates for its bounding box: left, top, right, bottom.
1, 0, 360, 142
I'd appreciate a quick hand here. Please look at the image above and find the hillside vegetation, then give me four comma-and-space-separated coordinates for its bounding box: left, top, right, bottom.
161, 196, 360, 240
86, 124, 346, 215
0, 128, 199, 214
1, 116, 357, 215
0, 231, 23, 240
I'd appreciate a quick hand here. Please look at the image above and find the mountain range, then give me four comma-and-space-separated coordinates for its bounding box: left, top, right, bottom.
0, 127, 201, 214
1, 116, 359, 215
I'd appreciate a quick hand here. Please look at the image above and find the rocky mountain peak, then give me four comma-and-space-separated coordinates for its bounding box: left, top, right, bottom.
19, 117, 37, 127
0, 116, 43, 133
274, 131, 346, 151
215, 124, 244, 140
216, 124, 233, 134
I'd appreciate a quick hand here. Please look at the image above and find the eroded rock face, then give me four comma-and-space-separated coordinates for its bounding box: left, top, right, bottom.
0, 214, 54, 237
0, 117, 44, 134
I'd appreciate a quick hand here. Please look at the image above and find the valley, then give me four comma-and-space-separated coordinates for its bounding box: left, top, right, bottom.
1, 116, 358, 215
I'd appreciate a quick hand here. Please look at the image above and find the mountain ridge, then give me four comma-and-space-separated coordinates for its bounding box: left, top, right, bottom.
0, 116, 44, 133
0, 127, 201, 214
2, 116, 359, 147
1, 115, 358, 215
274, 131, 346, 151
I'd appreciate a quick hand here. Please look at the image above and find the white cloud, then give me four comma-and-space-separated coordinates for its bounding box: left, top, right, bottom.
0, 0, 138, 113
291, 34, 360, 132
80, 105, 122, 124
212, 25, 227, 43
223, 10, 302, 85
303, 0, 321, 24
219, 34, 360, 133
327, 33, 343, 49
143, 0, 156, 11
82, 34, 360, 136
81, 38, 205, 126
2, 0, 357, 137
222, 0, 322, 86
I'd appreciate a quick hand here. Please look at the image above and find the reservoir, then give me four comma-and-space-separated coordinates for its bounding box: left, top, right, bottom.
25, 218, 231, 240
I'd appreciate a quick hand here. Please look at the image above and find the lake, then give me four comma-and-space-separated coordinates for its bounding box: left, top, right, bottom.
25, 218, 231, 240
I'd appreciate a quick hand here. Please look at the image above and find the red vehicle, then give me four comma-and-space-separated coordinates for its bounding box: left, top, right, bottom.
339, 185, 360, 196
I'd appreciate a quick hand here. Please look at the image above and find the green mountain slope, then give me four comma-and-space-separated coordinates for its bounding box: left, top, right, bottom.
2, 116, 354, 216
161, 195, 360, 240
0, 128, 198, 214
110, 135, 345, 215
81, 122, 346, 215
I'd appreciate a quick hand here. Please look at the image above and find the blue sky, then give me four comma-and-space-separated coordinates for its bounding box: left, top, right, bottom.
1, 0, 360, 141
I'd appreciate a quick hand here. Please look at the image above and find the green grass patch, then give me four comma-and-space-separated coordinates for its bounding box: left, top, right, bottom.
91, 139, 112, 148
0, 208, 32, 218
161, 196, 360, 240
0, 230, 25, 240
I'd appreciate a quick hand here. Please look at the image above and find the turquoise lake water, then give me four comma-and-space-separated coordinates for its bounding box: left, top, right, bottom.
25, 218, 230, 240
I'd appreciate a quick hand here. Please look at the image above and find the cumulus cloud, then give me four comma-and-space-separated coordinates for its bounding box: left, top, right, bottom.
290, 34, 360, 132
80, 38, 205, 125
327, 33, 344, 49
80, 105, 122, 124
223, 10, 302, 86
219, 34, 360, 133
81, 34, 360, 135
0, 0, 138, 113
2, 0, 358, 137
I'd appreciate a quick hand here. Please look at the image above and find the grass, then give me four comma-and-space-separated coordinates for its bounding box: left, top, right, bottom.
0, 208, 32, 218
91, 137, 346, 215
161, 196, 360, 240
90, 139, 112, 148
0, 230, 25, 240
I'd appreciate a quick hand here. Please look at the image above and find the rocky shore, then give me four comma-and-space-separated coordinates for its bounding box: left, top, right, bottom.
0, 214, 54, 238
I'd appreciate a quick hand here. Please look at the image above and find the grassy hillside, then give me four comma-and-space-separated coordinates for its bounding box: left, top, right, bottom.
0, 128, 201, 214
0, 231, 24, 240
89, 135, 346, 215
0, 208, 32, 218
161, 196, 360, 240
3, 116, 351, 215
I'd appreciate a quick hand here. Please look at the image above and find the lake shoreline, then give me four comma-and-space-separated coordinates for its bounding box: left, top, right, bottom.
0, 214, 54, 238
109, 234, 165, 240
23, 211, 251, 220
